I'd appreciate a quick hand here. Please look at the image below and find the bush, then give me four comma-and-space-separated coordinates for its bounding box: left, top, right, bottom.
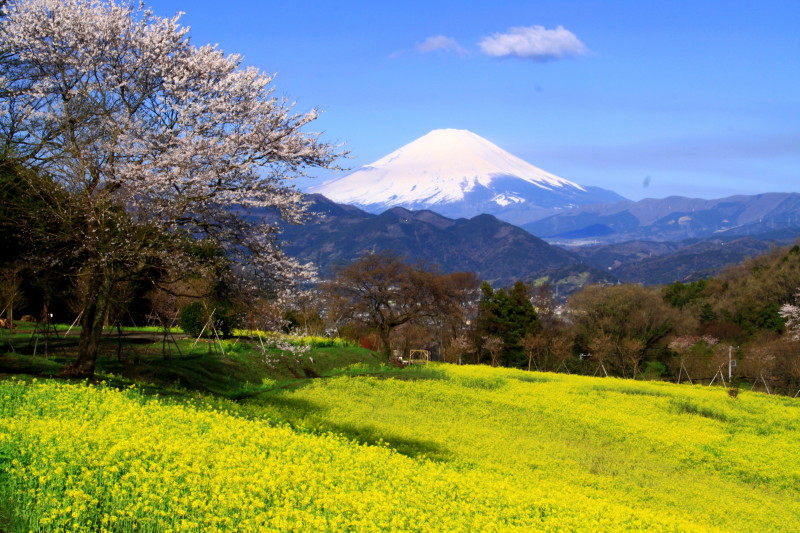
179, 302, 238, 339
641, 361, 667, 380
212, 304, 238, 339
179, 302, 206, 338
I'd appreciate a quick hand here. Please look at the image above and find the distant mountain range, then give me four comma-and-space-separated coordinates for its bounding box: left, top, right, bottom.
308, 129, 625, 224
277, 195, 798, 292
524, 193, 800, 245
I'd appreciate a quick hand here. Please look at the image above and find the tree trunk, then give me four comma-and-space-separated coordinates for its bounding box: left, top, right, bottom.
71, 271, 112, 378
379, 324, 393, 359
162, 324, 170, 360
116, 323, 123, 362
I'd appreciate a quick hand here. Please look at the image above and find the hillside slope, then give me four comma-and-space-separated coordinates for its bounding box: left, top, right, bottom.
572, 236, 787, 284
2, 365, 798, 532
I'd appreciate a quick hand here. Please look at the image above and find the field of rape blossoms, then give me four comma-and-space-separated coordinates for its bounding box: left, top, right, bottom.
1, 364, 799, 532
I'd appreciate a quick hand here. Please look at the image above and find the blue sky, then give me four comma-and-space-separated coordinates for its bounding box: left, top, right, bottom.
147, 0, 799, 201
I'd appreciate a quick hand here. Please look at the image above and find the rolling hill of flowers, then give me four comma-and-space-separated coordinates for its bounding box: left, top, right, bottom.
1, 364, 798, 532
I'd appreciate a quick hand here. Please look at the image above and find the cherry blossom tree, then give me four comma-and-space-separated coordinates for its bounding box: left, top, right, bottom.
483, 335, 504, 367
779, 292, 800, 341
0, 0, 340, 376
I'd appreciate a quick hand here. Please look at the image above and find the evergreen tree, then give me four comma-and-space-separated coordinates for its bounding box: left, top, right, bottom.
476, 281, 540, 367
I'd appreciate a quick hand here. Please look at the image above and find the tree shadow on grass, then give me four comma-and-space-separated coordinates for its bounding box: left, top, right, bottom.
0, 353, 64, 375
248, 391, 452, 463
121, 355, 259, 396
324, 420, 452, 462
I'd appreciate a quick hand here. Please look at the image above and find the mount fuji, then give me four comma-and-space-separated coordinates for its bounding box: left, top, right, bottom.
307, 129, 626, 224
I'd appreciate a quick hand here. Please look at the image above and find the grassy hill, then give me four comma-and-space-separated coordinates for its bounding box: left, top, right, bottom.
1, 360, 798, 532
0, 323, 381, 397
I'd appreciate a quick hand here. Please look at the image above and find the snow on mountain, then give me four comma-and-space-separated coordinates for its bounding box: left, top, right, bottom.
307, 129, 626, 224
312, 129, 583, 204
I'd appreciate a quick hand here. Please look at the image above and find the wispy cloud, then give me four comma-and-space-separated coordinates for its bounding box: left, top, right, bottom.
478, 25, 589, 61
416, 35, 468, 56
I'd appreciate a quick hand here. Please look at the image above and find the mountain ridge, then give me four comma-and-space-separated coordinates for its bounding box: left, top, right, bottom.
525, 192, 800, 244
281, 194, 581, 286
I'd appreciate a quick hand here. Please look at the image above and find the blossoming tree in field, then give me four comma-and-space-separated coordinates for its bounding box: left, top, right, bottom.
0, 0, 340, 376
779, 292, 800, 341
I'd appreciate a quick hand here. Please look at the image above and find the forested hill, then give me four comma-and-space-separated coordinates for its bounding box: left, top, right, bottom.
279, 194, 583, 286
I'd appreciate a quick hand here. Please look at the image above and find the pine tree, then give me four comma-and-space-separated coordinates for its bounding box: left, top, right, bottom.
476, 281, 540, 367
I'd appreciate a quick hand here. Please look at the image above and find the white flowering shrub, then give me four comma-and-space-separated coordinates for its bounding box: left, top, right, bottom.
779, 292, 800, 341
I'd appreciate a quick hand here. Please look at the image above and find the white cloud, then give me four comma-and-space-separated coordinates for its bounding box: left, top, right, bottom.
478, 25, 589, 61
416, 35, 468, 56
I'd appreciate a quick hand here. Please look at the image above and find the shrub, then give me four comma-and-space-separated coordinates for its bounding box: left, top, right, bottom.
212, 304, 238, 339
180, 301, 238, 339
641, 361, 667, 380
179, 302, 206, 338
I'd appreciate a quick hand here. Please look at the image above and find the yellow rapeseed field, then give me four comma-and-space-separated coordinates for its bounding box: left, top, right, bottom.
1, 365, 798, 532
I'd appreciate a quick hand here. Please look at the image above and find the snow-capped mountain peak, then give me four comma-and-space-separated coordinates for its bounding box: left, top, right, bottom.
307, 129, 625, 223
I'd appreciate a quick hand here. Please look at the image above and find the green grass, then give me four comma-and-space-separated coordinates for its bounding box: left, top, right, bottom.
0, 324, 381, 398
